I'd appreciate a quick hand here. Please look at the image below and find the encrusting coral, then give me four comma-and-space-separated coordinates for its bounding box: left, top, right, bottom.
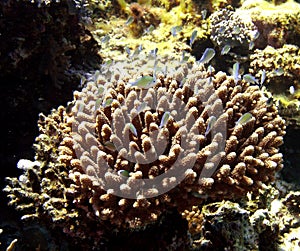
182, 182, 300, 250
209, 6, 259, 53
249, 44, 300, 128
240, 0, 300, 48
4, 53, 286, 243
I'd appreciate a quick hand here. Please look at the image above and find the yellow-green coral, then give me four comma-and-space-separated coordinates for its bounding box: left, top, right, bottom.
240, 0, 300, 48
249, 44, 300, 127
86, 0, 209, 61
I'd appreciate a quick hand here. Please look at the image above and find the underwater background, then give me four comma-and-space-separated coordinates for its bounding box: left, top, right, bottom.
0, 0, 300, 250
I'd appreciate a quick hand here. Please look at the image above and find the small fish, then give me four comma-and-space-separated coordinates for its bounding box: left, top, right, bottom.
243, 74, 259, 85
266, 97, 273, 107
97, 86, 105, 95
102, 59, 113, 68
219, 26, 226, 34
171, 25, 182, 37
66, 100, 75, 114
125, 16, 134, 26
118, 170, 129, 177
249, 41, 255, 50
252, 30, 260, 40
205, 116, 217, 136
137, 102, 147, 113
101, 35, 110, 43
149, 48, 158, 59
221, 44, 231, 55
197, 48, 215, 65
194, 85, 199, 95
103, 141, 116, 151
129, 75, 156, 88
236, 113, 253, 125
192, 192, 208, 199
144, 25, 155, 34
93, 70, 100, 82
181, 51, 189, 62
125, 46, 131, 56
273, 67, 284, 76
233, 26, 241, 34
159, 111, 170, 129
78, 103, 84, 113
289, 86, 295, 95
207, 65, 213, 83
130, 45, 143, 58
179, 77, 187, 88
233, 62, 240, 85
260, 70, 266, 86
207, 65, 213, 74
102, 98, 113, 107
163, 65, 168, 76
128, 123, 138, 136
80, 76, 86, 86
189, 30, 198, 47
201, 9, 207, 19
95, 98, 102, 111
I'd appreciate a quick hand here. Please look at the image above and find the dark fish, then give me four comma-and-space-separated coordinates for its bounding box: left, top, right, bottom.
266, 97, 273, 107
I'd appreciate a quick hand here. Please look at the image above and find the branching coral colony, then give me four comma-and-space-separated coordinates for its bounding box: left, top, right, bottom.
4, 54, 286, 243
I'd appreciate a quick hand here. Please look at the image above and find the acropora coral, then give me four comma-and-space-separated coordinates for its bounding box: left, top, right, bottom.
4, 53, 286, 246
